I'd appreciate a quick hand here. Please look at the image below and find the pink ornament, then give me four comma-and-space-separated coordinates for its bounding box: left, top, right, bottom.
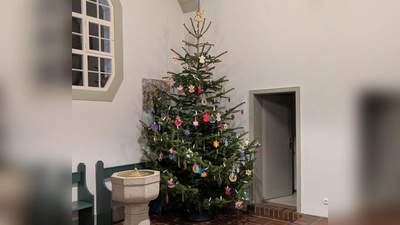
225, 186, 231, 195
198, 85, 202, 94
175, 116, 183, 127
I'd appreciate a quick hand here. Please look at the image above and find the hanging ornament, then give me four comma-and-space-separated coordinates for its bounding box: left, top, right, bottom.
153, 135, 157, 143
217, 175, 222, 187
241, 190, 250, 201
225, 186, 231, 195
255, 142, 261, 151
228, 96, 231, 102
158, 152, 163, 161
245, 169, 252, 176
216, 112, 222, 121
167, 77, 175, 86
184, 128, 190, 136
201, 97, 207, 105
197, 167, 205, 174
223, 158, 227, 167
193, 118, 199, 127
205, 65, 209, 72
241, 110, 244, 116
199, 55, 206, 64
236, 166, 240, 173
200, 171, 208, 178
223, 123, 229, 131
168, 178, 176, 188
192, 163, 199, 173
186, 149, 193, 158
235, 200, 244, 209
177, 85, 183, 94
221, 59, 225, 66
151, 122, 159, 131
198, 85, 203, 94
244, 139, 249, 147
172, 56, 178, 64
203, 113, 210, 122
213, 140, 220, 148
240, 149, 245, 159
193, 8, 204, 22
175, 116, 183, 127
229, 172, 237, 182
217, 121, 222, 127
209, 114, 216, 123
224, 139, 229, 147
188, 84, 195, 93
169, 148, 177, 160
231, 114, 235, 120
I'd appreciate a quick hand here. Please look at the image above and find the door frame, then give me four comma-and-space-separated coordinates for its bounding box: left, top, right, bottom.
249, 87, 301, 212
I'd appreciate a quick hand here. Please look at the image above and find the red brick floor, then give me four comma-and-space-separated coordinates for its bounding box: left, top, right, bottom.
114, 210, 328, 225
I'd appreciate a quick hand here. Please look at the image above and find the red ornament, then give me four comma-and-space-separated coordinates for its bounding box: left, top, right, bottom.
225, 186, 231, 195
203, 113, 210, 122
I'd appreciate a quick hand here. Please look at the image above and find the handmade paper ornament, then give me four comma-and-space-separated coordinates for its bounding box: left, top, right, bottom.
169, 148, 177, 160
217, 121, 222, 127
186, 149, 193, 158
244, 139, 249, 147
175, 116, 183, 127
197, 167, 205, 174
184, 129, 190, 136
235, 200, 243, 209
255, 142, 261, 151
158, 152, 163, 161
172, 56, 178, 64
200, 171, 208, 177
201, 97, 207, 105
216, 113, 222, 121
192, 163, 199, 173
221, 59, 225, 66
168, 178, 176, 188
203, 113, 210, 122
223, 123, 229, 131
193, 118, 199, 127
198, 85, 203, 94
205, 65, 209, 72
167, 77, 175, 86
193, 8, 204, 22
217, 175, 222, 187
225, 186, 231, 195
224, 139, 229, 147
229, 172, 237, 182
246, 169, 252, 176
213, 140, 220, 148
188, 84, 195, 93
199, 55, 205, 64
209, 114, 216, 123
151, 122, 159, 131
177, 85, 183, 94
241, 190, 250, 200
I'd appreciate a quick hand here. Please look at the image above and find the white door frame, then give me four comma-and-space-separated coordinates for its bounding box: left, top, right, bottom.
249, 87, 301, 212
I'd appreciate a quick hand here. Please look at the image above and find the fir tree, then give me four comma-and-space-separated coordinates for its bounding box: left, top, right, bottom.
141, 7, 259, 213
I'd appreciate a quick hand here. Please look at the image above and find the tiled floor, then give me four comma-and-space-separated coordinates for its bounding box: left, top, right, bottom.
114, 210, 328, 225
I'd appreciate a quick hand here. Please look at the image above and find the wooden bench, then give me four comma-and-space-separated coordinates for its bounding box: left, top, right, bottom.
95, 160, 162, 225
72, 163, 94, 225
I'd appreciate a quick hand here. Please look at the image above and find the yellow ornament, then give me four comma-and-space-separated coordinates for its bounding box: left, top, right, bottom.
194, 9, 204, 22
221, 59, 225, 66
213, 140, 220, 148
245, 169, 252, 176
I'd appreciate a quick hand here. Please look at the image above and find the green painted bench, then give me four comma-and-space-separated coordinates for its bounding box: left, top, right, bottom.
72, 163, 94, 225
95, 160, 161, 225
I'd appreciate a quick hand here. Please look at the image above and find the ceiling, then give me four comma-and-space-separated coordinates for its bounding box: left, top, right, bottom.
177, 0, 198, 13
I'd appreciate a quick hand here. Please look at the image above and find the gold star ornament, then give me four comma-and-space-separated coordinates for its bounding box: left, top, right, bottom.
213, 140, 220, 148
245, 169, 252, 176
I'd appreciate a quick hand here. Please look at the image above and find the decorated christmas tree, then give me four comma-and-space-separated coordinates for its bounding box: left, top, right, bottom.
141, 4, 260, 214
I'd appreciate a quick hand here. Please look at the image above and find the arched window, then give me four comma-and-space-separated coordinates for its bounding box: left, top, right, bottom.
72, 0, 123, 101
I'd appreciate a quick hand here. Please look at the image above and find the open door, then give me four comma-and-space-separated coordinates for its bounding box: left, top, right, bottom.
262, 93, 295, 200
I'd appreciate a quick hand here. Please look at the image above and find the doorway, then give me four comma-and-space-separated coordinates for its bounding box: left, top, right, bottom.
249, 87, 301, 211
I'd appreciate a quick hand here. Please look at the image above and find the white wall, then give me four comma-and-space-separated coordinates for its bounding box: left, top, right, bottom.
72, 0, 184, 212
187, 0, 400, 217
